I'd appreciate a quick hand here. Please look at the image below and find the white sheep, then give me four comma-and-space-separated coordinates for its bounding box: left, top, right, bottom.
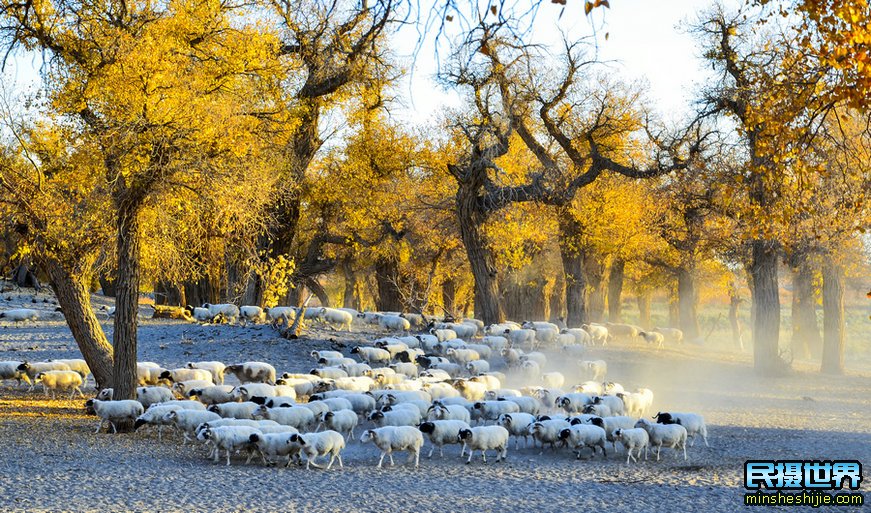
418, 420, 471, 458
558, 424, 607, 459
496, 412, 537, 449
238, 305, 265, 324
265, 306, 297, 325
319, 308, 353, 331
0, 308, 39, 322
188, 385, 236, 405
317, 410, 358, 439
34, 370, 84, 398
574, 381, 603, 396
0, 361, 31, 386
654, 412, 708, 447
288, 431, 346, 469
232, 383, 276, 402
86, 399, 144, 433
472, 400, 520, 423
208, 401, 259, 419
196, 425, 259, 465
458, 426, 509, 464
582, 324, 609, 345
465, 360, 490, 376
367, 408, 421, 427
159, 368, 212, 384
653, 327, 684, 344
350, 346, 391, 365
580, 360, 607, 381
137, 363, 167, 386
618, 388, 654, 417
252, 405, 314, 430
499, 396, 541, 416
446, 347, 480, 365
172, 380, 213, 399
529, 419, 571, 453
613, 427, 650, 464
137, 386, 174, 407
427, 402, 472, 424
592, 395, 625, 416
163, 409, 222, 441
635, 418, 688, 461
541, 372, 565, 389
639, 330, 665, 349
480, 335, 508, 352
202, 303, 240, 323
378, 315, 411, 332
388, 362, 419, 378
583, 415, 637, 451
361, 426, 423, 468
454, 380, 488, 402
561, 328, 592, 346
133, 403, 187, 440
50, 359, 90, 380
17, 361, 71, 388
503, 328, 536, 348
224, 362, 276, 384
186, 361, 226, 385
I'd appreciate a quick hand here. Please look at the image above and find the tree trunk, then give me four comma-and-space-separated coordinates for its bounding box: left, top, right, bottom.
306, 278, 330, 308
750, 239, 783, 374
456, 185, 503, 325
374, 258, 403, 312
342, 260, 361, 310
549, 273, 566, 326
676, 267, 700, 341
154, 280, 183, 307
112, 207, 142, 410
502, 278, 548, 322
98, 274, 117, 297
557, 210, 586, 327
442, 278, 456, 317
790, 257, 820, 359
43, 258, 114, 388
584, 253, 606, 323
820, 259, 845, 374
607, 258, 625, 322
637, 293, 651, 328
729, 292, 744, 351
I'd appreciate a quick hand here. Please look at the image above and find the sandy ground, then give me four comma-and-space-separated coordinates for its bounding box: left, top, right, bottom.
0, 293, 869, 512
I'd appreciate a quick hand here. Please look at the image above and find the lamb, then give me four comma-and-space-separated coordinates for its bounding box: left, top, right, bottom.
582, 416, 637, 451
239, 306, 265, 324
472, 400, 520, 423
654, 412, 708, 447
196, 425, 259, 465
361, 426, 423, 468
34, 370, 84, 398
465, 360, 490, 376
0, 308, 39, 322
137, 386, 175, 407
288, 431, 346, 469
17, 361, 71, 388
592, 395, 625, 416
208, 402, 260, 420
316, 410, 358, 439
85, 399, 144, 433
202, 303, 240, 323
252, 405, 315, 430
529, 419, 571, 453
503, 328, 536, 348
580, 360, 607, 381
319, 308, 353, 331
159, 368, 213, 384
137, 363, 167, 386
612, 427, 650, 464
430, 328, 457, 342
458, 426, 509, 464
418, 420, 471, 458
558, 424, 607, 459
350, 346, 391, 365
496, 412, 537, 449
378, 315, 411, 332
581, 324, 609, 345
232, 383, 277, 402
188, 385, 236, 405
427, 402, 472, 424
186, 361, 226, 385
367, 408, 421, 427
639, 331, 666, 349
265, 306, 297, 326
163, 409, 222, 441
499, 396, 541, 415
541, 372, 565, 389
224, 362, 276, 384
0, 361, 31, 386
50, 359, 90, 380
653, 327, 684, 344
635, 418, 688, 460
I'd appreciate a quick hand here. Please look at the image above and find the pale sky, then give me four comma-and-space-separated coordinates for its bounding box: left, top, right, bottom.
3, 0, 733, 127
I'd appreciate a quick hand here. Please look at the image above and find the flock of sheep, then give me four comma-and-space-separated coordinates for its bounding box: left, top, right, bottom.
0, 304, 707, 470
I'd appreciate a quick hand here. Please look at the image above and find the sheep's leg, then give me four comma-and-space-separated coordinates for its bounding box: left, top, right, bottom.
307, 456, 323, 469
337, 453, 344, 469
466, 450, 474, 464
656, 444, 661, 461
388, 452, 395, 467
481, 450, 487, 463
427, 445, 435, 459
682, 442, 687, 461
325, 454, 335, 470
95, 420, 103, 434
226, 449, 232, 466
377, 452, 386, 468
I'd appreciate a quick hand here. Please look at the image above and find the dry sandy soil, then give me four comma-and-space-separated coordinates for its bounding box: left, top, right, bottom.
0, 294, 868, 512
